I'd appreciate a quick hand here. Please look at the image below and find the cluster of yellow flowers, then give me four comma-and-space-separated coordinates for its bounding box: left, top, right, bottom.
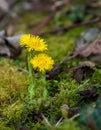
20, 34, 54, 73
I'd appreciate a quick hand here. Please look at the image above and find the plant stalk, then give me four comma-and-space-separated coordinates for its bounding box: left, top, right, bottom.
28, 52, 36, 99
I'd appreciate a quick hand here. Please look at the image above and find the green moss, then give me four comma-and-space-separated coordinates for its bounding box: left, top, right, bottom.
0, 59, 28, 102
15, 12, 48, 33
51, 78, 88, 112
2, 102, 23, 123
16, 49, 27, 68
0, 59, 28, 129
18, 12, 46, 25
50, 119, 81, 130
0, 121, 15, 130
90, 68, 101, 84
0, 102, 23, 130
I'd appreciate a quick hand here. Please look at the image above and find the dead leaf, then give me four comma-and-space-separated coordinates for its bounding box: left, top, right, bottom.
73, 38, 101, 57
0, 34, 21, 58
77, 86, 99, 103
79, 38, 101, 57
0, 0, 9, 12
78, 61, 95, 67
90, 54, 101, 64
72, 62, 94, 82
0, 30, 6, 37
0, 39, 11, 57
73, 67, 83, 82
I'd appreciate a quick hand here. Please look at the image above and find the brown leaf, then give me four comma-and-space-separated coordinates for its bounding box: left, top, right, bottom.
78, 61, 95, 67
73, 38, 101, 57
90, 54, 101, 64
73, 67, 83, 82
47, 61, 95, 81
77, 86, 99, 103
72, 62, 94, 82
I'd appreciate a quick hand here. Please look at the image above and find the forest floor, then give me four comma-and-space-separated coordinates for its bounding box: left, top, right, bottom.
0, 1, 101, 130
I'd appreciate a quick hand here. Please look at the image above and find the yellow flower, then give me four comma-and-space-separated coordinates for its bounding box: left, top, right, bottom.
20, 34, 30, 46
30, 53, 54, 73
20, 34, 48, 51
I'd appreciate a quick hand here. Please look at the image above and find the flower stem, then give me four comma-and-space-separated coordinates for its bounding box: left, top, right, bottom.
28, 52, 36, 99
40, 73, 48, 100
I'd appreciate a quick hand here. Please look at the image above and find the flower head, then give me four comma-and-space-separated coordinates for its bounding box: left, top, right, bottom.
20, 34, 30, 46
30, 53, 54, 73
20, 34, 48, 52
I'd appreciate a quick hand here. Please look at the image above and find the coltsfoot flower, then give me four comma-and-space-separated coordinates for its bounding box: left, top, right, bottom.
20, 34, 30, 46
20, 34, 48, 51
30, 53, 54, 73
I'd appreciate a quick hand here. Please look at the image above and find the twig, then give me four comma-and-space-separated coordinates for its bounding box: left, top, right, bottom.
31, 0, 69, 35
31, 11, 56, 35
41, 113, 52, 127
86, 112, 97, 130
38, 17, 101, 36
55, 117, 63, 126
70, 113, 80, 120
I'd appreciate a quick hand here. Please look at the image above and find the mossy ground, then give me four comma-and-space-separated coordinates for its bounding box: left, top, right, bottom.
0, 12, 101, 130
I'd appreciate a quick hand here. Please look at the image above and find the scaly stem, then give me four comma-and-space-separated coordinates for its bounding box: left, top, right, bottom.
28, 52, 36, 99
40, 73, 48, 100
